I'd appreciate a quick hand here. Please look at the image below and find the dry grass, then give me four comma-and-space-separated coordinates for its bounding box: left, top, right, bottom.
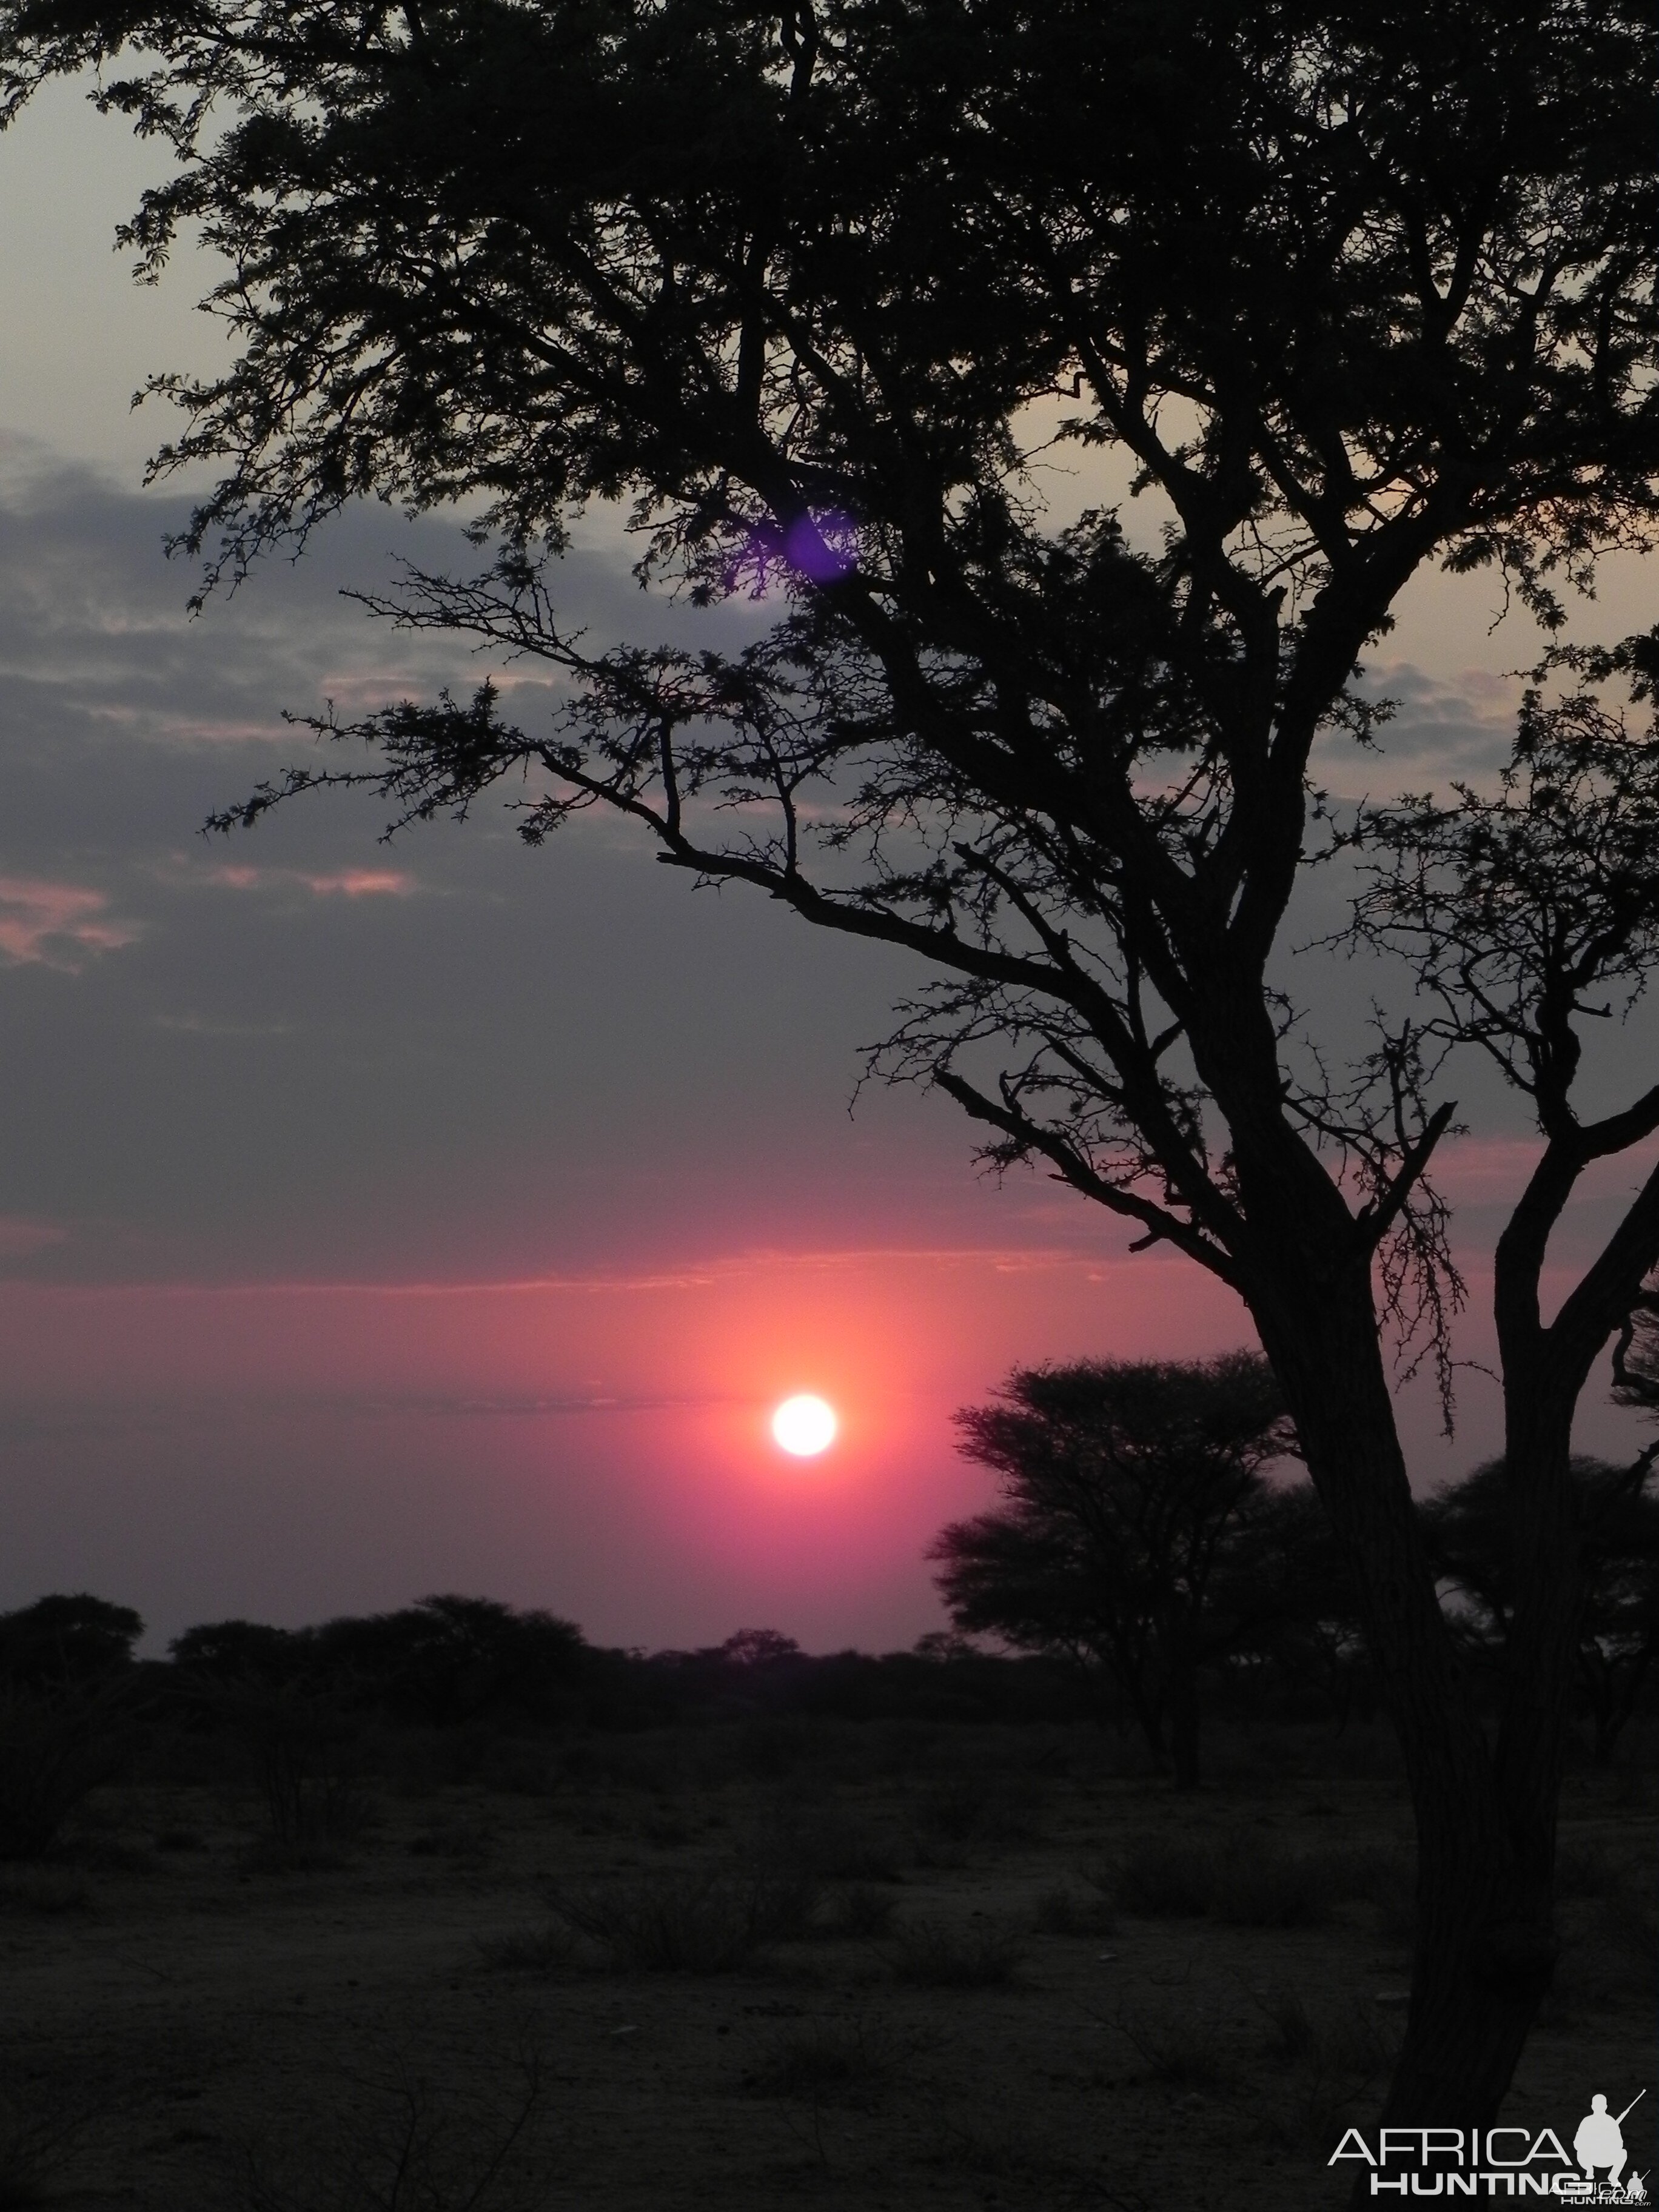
1031, 1880, 1116, 1936
1111, 1828, 1412, 1931
1114, 2007, 1235, 2094
743, 2014, 913, 2108
541, 1865, 817, 1972
239, 2048, 552, 2212
813, 1882, 897, 1939
883, 1914, 1026, 1987
474, 1923, 578, 1974
0, 1721, 1647, 2212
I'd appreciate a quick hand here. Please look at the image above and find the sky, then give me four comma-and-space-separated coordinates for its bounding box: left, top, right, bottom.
0, 79, 1655, 1654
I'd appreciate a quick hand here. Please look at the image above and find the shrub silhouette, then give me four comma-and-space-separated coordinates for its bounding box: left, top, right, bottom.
169, 1620, 303, 1682
0, 1595, 141, 1689
0, 1683, 130, 1862
0, 1595, 143, 1862
311, 1596, 584, 1726
183, 1678, 368, 1857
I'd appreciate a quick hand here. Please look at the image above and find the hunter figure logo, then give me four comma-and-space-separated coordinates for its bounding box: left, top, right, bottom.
1330, 2086, 1649, 2197
1577, 2096, 1628, 2191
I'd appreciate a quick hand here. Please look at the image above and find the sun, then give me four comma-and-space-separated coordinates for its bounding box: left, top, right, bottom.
771, 1393, 837, 1456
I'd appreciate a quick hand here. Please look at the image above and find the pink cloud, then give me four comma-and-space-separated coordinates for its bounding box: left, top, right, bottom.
0, 877, 138, 968
199, 862, 415, 899
297, 869, 415, 898
0, 1217, 65, 1260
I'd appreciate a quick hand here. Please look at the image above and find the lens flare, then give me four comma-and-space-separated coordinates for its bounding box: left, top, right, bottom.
771, 1393, 837, 1456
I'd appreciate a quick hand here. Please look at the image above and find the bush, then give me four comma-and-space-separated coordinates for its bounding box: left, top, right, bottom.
1247, 1994, 1402, 2156
765, 1810, 903, 1885
543, 1867, 817, 1972
744, 2018, 899, 2107
1113, 1834, 1215, 1917
407, 1817, 492, 1865
0, 1872, 90, 1917
1255, 1985, 1317, 2066
196, 1683, 370, 1855
910, 1773, 1038, 1860
1554, 1838, 1621, 1900
1031, 1883, 1116, 1937
884, 1915, 1025, 1988
1209, 1839, 1333, 1928
475, 1925, 577, 1974
814, 1885, 897, 1940
0, 1686, 128, 1862
240, 2046, 551, 2211
0, 1596, 142, 1690
1112, 1828, 1385, 1928
1116, 2009, 1233, 2094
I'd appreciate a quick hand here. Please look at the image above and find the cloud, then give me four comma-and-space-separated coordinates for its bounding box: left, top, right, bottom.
0, 1217, 65, 1260
198, 860, 415, 898
299, 868, 415, 898
151, 1013, 296, 1037
0, 876, 137, 967
1311, 660, 1523, 800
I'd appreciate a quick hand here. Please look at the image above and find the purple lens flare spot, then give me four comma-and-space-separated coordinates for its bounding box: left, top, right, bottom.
784, 511, 858, 583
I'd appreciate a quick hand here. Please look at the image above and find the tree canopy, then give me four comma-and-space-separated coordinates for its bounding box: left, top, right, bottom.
1423, 1454, 1659, 1763
933, 1352, 1326, 1783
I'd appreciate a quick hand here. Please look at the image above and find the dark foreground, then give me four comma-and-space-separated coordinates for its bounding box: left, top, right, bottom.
2, 1723, 1652, 2211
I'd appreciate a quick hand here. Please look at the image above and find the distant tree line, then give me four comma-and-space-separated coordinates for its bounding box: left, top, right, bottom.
1, 1341, 1653, 1858
0, 1589, 1096, 1754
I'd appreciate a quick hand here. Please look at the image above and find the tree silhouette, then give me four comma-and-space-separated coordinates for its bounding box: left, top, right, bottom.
4, 0, 1657, 2143
933, 1353, 1304, 1786
0, 1594, 142, 1687
1423, 1456, 1659, 1765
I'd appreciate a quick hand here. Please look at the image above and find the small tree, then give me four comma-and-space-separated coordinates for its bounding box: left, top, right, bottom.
1423, 1456, 1659, 1764
0, 1595, 142, 1687
0, 1595, 143, 1859
311, 1594, 586, 1725
932, 1353, 1298, 1785
169, 1618, 306, 1682
717, 1629, 803, 1669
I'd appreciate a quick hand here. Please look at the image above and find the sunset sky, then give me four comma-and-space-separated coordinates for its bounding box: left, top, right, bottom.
1, 79, 1655, 1654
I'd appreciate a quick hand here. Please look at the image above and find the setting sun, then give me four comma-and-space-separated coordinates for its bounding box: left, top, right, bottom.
771, 1393, 837, 1456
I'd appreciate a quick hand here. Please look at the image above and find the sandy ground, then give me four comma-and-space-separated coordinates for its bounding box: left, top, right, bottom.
0, 1724, 1651, 2211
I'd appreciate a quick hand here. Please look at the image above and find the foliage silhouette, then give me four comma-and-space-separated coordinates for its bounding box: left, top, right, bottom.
0, 1596, 144, 1862
1423, 1455, 1659, 1765
0, 1597, 142, 1690
172, 1595, 585, 1726
933, 1353, 1314, 1785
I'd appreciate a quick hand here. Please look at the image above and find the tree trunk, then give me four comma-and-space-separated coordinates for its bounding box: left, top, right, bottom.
1244, 1259, 1564, 2183
1126, 1681, 1169, 1775
1164, 1644, 1201, 1790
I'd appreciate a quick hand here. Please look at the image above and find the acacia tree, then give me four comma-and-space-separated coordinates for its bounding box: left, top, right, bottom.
1423, 1455, 1659, 1764
4, 0, 1657, 2148
932, 1353, 1304, 1786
